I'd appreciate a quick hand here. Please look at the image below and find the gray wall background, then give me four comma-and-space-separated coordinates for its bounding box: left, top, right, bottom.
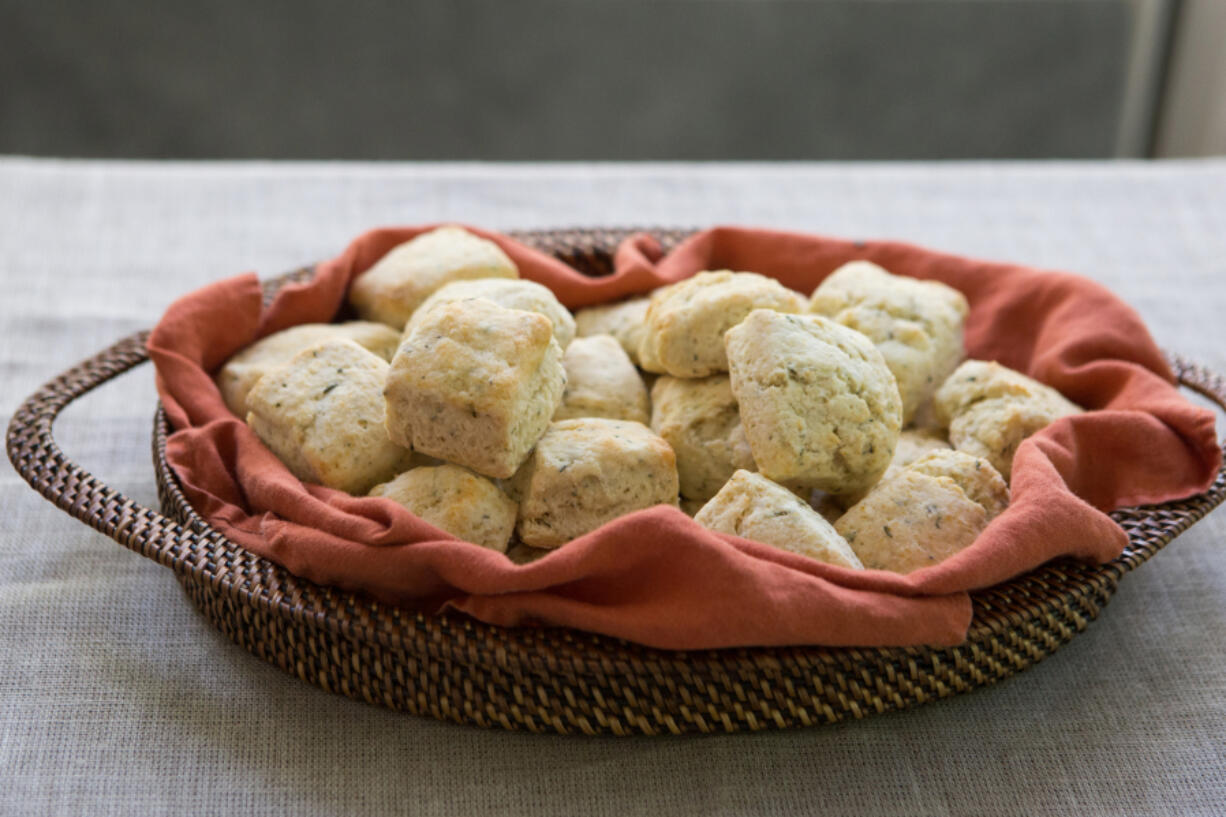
0, 0, 1176, 160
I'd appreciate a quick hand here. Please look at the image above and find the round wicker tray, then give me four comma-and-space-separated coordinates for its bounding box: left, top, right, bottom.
8, 228, 1226, 736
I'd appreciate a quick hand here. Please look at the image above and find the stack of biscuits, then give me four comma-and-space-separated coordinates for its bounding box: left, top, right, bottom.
217, 226, 1082, 573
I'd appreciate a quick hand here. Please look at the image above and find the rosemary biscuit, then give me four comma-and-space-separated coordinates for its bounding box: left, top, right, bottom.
574, 296, 651, 366
405, 277, 575, 348
369, 464, 517, 552
694, 470, 863, 569
650, 374, 756, 501
384, 298, 566, 479
348, 226, 518, 328
554, 335, 650, 425
245, 339, 411, 495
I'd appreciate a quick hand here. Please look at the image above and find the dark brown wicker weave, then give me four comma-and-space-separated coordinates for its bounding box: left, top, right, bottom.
8, 228, 1226, 736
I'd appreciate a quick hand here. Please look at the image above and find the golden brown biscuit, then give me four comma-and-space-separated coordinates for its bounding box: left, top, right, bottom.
834, 450, 1009, 573
694, 470, 863, 569
650, 374, 756, 501
369, 464, 517, 552
384, 299, 566, 479
933, 360, 1083, 479
554, 335, 650, 424
245, 339, 411, 494
638, 271, 806, 377
216, 321, 400, 419
404, 277, 575, 348
348, 226, 518, 328
809, 261, 968, 425
725, 309, 902, 497
511, 418, 679, 548
574, 296, 651, 366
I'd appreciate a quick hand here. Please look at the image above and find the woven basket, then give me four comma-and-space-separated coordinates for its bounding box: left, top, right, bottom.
8, 228, 1226, 736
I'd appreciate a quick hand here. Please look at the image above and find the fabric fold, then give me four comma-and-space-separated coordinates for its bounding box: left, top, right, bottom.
147, 224, 1221, 649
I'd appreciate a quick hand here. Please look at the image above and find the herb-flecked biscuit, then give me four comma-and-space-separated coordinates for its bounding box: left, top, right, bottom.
554, 335, 650, 424
245, 339, 411, 495
695, 470, 863, 569
933, 360, 1083, 480
834, 450, 1009, 573
724, 309, 902, 497
348, 226, 518, 328
638, 271, 806, 377
369, 464, 517, 552
574, 296, 651, 365
404, 277, 575, 348
650, 374, 756, 501
511, 418, 679, 548
808, 260, 969, 425
216, 321, 400, 419
384, 299, 566, 479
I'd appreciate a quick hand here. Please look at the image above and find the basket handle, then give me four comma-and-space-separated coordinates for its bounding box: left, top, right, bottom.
8, 333, 1226, 568
5, 331, 215, 567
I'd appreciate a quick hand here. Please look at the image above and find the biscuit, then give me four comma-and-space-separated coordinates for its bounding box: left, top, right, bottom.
554, 335, 650, 425
512, 418, 679, 548
638, 271, 807, 377
245, 339, 411, 495
649, 374, 756, 501
384, 298, 566, 479
834, 450, 1009, 573
405, 277, 576, 348
216, 321, 400, 418
725, 309, 902, 497
348, 226, 518, 328
809, 261, 969, 425
694, 470, 863, 569
933, 360, 1083, 479
574, 296, 651, 366
369, 464, 517, 552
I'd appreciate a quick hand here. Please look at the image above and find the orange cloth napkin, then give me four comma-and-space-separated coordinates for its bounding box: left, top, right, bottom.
148, 225, 1221, 649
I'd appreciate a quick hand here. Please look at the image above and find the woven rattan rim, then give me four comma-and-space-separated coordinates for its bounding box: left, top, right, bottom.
8, 227, 1226, 735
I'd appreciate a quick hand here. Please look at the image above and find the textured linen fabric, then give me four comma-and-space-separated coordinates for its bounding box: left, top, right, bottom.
1, 158, 1224, 815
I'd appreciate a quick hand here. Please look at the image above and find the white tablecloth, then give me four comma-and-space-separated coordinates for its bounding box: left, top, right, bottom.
2, 158, 1224, 816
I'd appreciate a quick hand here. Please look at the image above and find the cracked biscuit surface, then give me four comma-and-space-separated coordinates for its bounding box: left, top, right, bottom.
245, 339, 411, 495
574, 296, 651, 366
650, 374, 756, 501
512, 418, 679, 548
934, 360, 1083, 480
725, 309, 902, 497
216, 321, 400, 419
554, 335, 650, 425
695, 470, 863, 569
384, 298, 566, 479
809, 260, 969, 425
369, 464, 517, 552
638, 271, 806, 377
834, 449, 1009, 573
348, 226, 518, 328
404, 277, 575, 348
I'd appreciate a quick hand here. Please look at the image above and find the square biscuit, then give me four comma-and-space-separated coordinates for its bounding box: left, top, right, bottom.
695, 470, 863, 569
725, 309, 902, 497
650, 374, 756, 501
369, 464, 517, 552
511, 418, 679, 548
574, 296, 651, 366
809, 261, 969, 425
638, 271, 806, 377
245, 339, 412, 495
384, 298, 566, 479
348, 226, 518, 328
554, 335, 650, 425
405, 277, 575, 348
933, 360, 1082, 479
834, 449, 1009, 573
216, 321, 400, 419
